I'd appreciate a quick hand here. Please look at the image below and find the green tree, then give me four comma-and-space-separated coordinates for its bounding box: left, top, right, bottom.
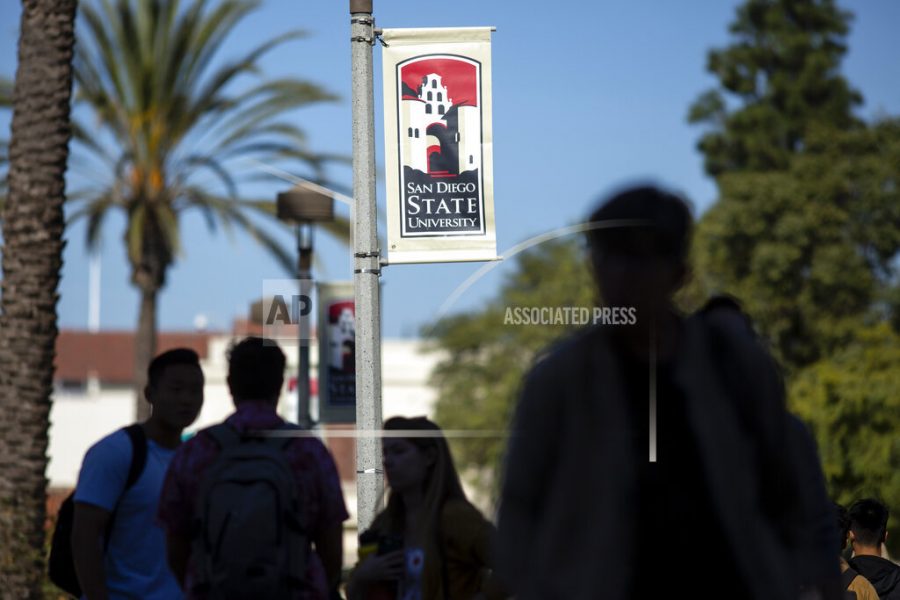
692, 120, 900, 368
428, 238, 595, 499
68, 0, 346, 418
789, 323, 900, 556
0, 0, 77, 595
688, 0, 861, 177
688, 0, 900, 370
689, 0, 900, 546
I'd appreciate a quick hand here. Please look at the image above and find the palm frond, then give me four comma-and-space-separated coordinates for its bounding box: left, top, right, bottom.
71, 117, 116, 163
66, 192, 117, 249
177, 154, 238, 198
68, 0, 347, 283
172, 0, 254, 94
189, 30, 310, 118
318, 214, 352, 245
184, 190, 294, 274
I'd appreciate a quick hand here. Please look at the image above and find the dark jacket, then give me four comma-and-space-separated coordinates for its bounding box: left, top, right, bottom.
850, 556, 900, 600
495, 312, 838, 600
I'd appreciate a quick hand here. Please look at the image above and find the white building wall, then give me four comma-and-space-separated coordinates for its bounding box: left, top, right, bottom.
400, 101, 428, 173
381, 339, 440, 418
47, 387, 134, 488
457, 105, 481, 173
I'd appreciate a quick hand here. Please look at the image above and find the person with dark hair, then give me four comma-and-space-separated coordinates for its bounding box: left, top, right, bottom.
71, 348, 204, 599
848, 499, 900, 599
347, 416, 506, 600
495, 185, 840, 599
834, 502, 880, 600
158, 337, 347, 599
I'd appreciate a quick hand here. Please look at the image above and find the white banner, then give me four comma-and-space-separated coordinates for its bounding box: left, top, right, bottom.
317, 281, 355, 424
382, 27, 497, 264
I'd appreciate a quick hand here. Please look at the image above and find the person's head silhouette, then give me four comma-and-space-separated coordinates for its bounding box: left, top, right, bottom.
587, 185, 693, 318
226, 337, 285, 405
849, 498, 890, 555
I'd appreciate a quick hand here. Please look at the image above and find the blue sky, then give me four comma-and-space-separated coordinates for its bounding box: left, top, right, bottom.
1, 0, 899, 337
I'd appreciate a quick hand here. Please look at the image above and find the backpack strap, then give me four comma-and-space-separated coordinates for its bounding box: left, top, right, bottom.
206, 422, 243, 449
206, 421, 298, 452
122, 424, 148, 491
104, 424, 149, 548
841, 566, 858, 590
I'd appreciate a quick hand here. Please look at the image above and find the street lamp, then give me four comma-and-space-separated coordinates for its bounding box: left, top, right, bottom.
277, 183, 335, 428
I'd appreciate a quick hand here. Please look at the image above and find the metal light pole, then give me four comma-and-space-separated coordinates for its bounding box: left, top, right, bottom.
350, 0, 383, 533
277, 184, 335, 429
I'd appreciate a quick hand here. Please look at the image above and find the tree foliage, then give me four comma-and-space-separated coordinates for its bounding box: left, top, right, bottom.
789, 323, 900, 555
66, 0, 347, 417
427, 238, 595, 499
692, 120, 900, 369
690, 0, 900, 536
688, 0, 862, 177
689, 0, 900, 370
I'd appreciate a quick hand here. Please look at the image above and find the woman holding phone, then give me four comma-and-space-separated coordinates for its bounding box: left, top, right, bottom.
346, 416, 505, 600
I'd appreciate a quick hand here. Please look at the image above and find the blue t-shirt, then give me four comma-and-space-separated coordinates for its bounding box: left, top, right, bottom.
74, 428, 182, 600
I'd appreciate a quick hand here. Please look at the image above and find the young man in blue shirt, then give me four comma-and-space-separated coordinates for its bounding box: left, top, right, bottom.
71, 348, 204, 600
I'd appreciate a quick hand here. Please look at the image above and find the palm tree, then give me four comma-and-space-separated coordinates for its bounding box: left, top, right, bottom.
68, 0, 347, 419
0, 0, 78, 595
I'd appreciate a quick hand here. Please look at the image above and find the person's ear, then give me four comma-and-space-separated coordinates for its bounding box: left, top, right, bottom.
144, 384, 154, 405
849, 531, 857, 544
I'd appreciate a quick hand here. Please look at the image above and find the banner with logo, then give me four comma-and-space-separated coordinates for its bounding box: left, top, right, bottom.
382, 27, 497, 264
317, 282, 355, 423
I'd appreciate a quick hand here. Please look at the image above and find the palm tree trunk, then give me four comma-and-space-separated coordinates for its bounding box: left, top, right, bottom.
0, 0, 77, 596
134, 286, 157, 422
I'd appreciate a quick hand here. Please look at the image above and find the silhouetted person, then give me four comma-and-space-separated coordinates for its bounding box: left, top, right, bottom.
495, 185, 839, 599
158, 337, 347, 599
347, 416, 506, 600
848, 499, 900, 599
835, 502, 879, 600
72, 348, 204, 600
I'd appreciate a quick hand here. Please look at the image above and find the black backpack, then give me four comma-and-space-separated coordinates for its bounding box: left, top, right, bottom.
48, 424, 148, 597
190, 423, 308, 599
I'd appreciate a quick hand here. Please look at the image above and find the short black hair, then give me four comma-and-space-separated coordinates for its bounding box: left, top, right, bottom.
227, 337, 285, 402
587, 185, 693, 262
834, 502, 850, 554
848, 498, 889, 547
147, 348, 201, 388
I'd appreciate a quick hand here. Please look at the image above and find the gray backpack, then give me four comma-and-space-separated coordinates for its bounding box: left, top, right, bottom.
192, 423, 308, 599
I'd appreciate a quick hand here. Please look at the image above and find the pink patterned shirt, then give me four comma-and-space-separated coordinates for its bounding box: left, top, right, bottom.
158, 402, 348, 599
